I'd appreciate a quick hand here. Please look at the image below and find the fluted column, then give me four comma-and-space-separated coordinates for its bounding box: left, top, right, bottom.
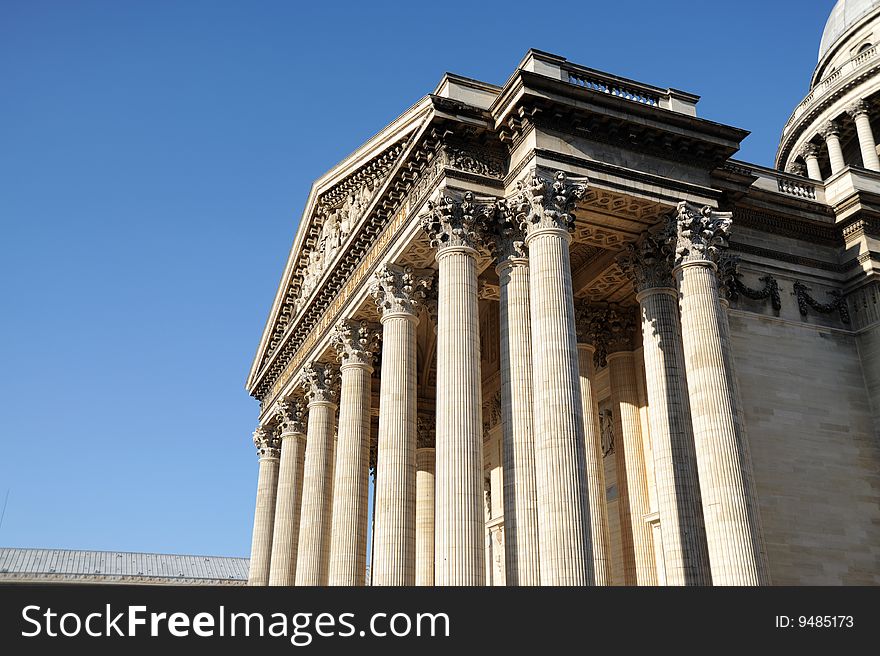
847, 100, 880, 171
618, 235, 711, 586
415, 415, 436, 587
328, 321, 378, 586
670, 202, 770, 586
820, 121, 846, 175
369, 264, 430, 586
573, 305, 612, 585
422, 191, 490, 586
513, 170, 593, 586
295, 363, 339, 586
268, 401, 307, 586
490, 203, 541, 586
799, 144, 822, 181
247, 426, 281, 586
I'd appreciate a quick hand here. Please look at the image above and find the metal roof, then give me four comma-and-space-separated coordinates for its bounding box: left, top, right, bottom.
0, 547, 249, 584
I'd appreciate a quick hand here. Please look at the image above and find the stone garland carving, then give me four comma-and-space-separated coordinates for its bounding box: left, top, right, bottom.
668, 200, 733, 266
300, 362, 340, 405
716, 254, 782, 311
253, 426, 281, 459
331, 319, 380, 368
598, 408, 615, 457
793, 281, 851, 324
509, 170, 588, 234
275, 399, 306, 435
615, 231, 675, 292
369, 264, 432, 317
420, 190, 494, 252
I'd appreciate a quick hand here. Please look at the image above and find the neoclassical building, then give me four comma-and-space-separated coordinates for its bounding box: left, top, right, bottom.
244, 1, 880, 586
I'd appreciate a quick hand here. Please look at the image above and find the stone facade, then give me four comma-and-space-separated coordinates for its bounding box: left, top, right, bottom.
244, 4, 880, 586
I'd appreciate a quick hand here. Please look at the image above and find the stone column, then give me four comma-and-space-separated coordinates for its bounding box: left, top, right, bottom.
670, 201, 770, 586
490, 202, 541, 586
618, 235, 712, 586
328, 320, 378, 586
514, 170, 593, 586
847, 100, 880, 171
595, 306, 657, 586
421, 191, 490, 586
294, 363, 339, 586
799, 144, 822, 181
820, 120, 846, 175
369, 264, 430, 586
415, 414, 436, 587
268, 401, 307, 586
247, 426, 281, 586
573, 305, 613, 586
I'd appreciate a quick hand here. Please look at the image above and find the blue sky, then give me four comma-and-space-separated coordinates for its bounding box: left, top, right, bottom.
0, 0, 834, 557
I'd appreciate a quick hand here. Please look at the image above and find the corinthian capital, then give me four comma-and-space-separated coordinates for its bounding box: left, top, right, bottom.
253, 426, 281, 459
616, 232, 675, 292
799, 143, 820, 159
420, 190, 493, 252
487, 198, 528, 264
846, 99, 870, 119
370, 264, 432, 317
819, 120, 841, 140
331, 319, 380, 368
301, 362, 340, 405
574, 301, 636, 367
510, 169, 588, 235
275, 399, 306, 435
667, 201, 733, 267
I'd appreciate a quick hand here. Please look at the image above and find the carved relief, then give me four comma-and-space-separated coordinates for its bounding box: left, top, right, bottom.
300, 362, 340, 405
793, 281, 851, 324
716, 254, 782, 311
482, 389, 502, 440
275, 399, 306, 435
510, 169, 588, 235
616, 231, 675, 292
421, 190, 494, 252
370, 264, 432, 317
668, 201, 732, 267
331, 319, 380, 368
599, 408, 615, 457
253, 426, 281, 459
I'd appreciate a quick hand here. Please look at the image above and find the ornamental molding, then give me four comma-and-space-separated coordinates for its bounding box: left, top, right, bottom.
420, 189, 494, 252
616, 232, 675, 292
669, 201, 732, 267
275, 399, 306, 435
253, 426, 281, 459
510, 169, 589, 235
253, 128, 506, 404
331, 319, 380, 368
793, 281, 851, 324
300, 362, 340, 405
370, 264, 432, 317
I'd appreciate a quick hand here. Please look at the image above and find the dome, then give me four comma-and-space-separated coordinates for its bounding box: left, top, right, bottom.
819, 0, 880, 61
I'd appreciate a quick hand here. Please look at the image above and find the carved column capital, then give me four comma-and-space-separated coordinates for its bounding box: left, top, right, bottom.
799, 143, 820, 159
275, 399, 306, 435
819, 120, 841, 140
253, 426, 281, 459
416, 412, 436, 449
370, 264, 432, 318
489, 198, 528, 265
301, 362, 340, 406
511, 169, 588, 237
420, 190, 493, 253
668, 201, 733, 268
846, 99, 870, 119
787, 161, 807, 177
575, 301, 637, 366
331, 319, 380, 369
616, 232, 676, 292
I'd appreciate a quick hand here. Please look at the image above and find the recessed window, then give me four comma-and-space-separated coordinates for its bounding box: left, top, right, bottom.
858, 42, 873, 54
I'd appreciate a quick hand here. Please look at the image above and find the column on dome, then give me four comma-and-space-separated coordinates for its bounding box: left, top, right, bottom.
268, 400, 307, 586
847, 100, 880, 171
488, 200, 541, 587
617, 234, 712, 586
369, 264, 431, 586
669, 201, 770, 586
421, 191, 490, 586
295, 363, 340, 586
415, 413, 436, 587
247, 425, 281, 586
820, 120, 846, 175
512, 170, 594, 586
798, 144, 823, 181
573, 301, 613, 586
328, 320, 379, 586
